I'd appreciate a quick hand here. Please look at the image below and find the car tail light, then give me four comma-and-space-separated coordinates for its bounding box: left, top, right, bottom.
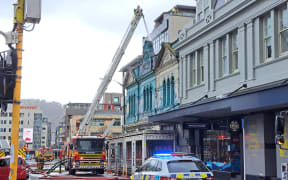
101, 150, 106, 160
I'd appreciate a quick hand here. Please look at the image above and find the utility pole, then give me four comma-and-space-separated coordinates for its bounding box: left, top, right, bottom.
9, 0, 24, 180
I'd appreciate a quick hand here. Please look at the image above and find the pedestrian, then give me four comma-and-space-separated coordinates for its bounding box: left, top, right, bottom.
39, 154, 44, 170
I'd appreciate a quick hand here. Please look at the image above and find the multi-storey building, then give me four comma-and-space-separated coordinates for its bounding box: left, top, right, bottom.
55, 122, 65, 149
107, 5, 196, 173
40, 117, 52, 148
150, 0, 288, 179
64, 93, 122, 142
0, 105, 44, 150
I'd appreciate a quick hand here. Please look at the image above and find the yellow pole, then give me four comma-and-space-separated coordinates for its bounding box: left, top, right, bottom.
9, 0, 24, 180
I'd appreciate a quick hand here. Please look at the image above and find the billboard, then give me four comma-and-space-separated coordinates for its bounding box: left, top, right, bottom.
23, 128, 33, 143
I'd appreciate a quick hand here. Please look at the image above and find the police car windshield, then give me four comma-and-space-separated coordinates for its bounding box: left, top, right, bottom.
167, 160, 209, 173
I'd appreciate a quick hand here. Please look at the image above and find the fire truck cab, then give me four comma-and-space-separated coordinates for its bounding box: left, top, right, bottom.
66, 135, 106, 175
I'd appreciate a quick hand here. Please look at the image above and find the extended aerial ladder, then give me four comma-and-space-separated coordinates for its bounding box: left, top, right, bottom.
78, 6, 147, 135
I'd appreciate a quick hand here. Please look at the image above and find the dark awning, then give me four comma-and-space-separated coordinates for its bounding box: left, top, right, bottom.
149, 82, 288, 123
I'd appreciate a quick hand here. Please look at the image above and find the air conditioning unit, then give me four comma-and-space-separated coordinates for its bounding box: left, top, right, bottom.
24, 0, 41, 24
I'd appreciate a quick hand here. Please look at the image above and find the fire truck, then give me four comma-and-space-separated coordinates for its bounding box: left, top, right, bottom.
40, 147, 54, 161
65, 135, 106, 175
65, 6, 146, 175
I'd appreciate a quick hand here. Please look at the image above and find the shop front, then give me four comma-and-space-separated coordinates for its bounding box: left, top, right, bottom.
149, 83, 288, 179
184, 119, 242, 177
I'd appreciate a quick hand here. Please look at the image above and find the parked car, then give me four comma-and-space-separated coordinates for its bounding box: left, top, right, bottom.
0, 156, 29, 180
130, 153, 214, 180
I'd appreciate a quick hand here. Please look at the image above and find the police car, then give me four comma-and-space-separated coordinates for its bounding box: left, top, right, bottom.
131, 153, 214, 180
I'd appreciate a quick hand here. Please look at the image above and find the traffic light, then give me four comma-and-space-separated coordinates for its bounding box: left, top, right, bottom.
275, 114, 286, 145
0, 50, 17, 112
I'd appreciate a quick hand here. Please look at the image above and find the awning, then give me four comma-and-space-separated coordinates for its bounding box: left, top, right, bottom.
149, 82, 288, 123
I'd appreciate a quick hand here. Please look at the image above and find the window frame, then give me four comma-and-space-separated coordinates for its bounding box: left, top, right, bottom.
220, 36, 228, 77
231, 30, 238, 73
197, 49, 204, 84
279, 6, 288, 56
263, 14, 273, 62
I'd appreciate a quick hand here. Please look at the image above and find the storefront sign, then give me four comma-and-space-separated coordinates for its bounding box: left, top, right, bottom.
23, 128, 33, 143
183, 123, 208, 129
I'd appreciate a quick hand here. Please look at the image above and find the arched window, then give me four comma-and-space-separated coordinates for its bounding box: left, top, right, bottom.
171, 76, 175, 105
167, 78, 170, 106
143, 89, 146, 112
163, 80, 166, 107
128, 96, 131, 116
150, 86, 152, 111
133, 94, 136, 116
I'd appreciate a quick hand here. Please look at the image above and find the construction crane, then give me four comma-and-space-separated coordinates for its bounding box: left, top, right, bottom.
78, 6, 146, 135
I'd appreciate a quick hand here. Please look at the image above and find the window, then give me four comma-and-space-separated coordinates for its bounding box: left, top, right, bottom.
20, 113, 24, 117
9, 113, 12, 117
279, 6, 288, 55
19, 128, 23, 133
9, 120, 11, 124
113, 97, 119, 103
149, 87, 152, 110
0, 120, 3, 124
197, 0, 210, 22
167, 78, 170, 106
171, 76, 175, 105
189, 53, 196, 87
3, 120, 6, 124
143, 89, 146, 111
231, 30, 238, 72
220, 36, 228, 76
167, 160, 209, 173
198, 49, 204, 84
9, 128, 11, 132
42, 137, 45, 139
20, 120, 23, 125
3, 128, 6, 132
263, 14, 272, 61
163, 80, 166, 107
91, 119, 105, 126
113, 119, 121, 126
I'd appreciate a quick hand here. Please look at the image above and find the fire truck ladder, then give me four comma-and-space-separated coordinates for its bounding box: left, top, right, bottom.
78, 6, 146, 135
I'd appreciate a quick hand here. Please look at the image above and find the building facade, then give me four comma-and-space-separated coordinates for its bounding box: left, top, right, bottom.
40, 117, 52, 148
107, 5, 196, 174
150, 0, 288, 179
64, 93, 123, 141
0, 105, 45, 150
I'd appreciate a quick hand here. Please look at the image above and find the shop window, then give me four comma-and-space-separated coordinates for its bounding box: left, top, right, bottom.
203, 128, 241, 173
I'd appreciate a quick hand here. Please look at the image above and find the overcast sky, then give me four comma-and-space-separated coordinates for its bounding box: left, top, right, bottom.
0, 0, 196, 105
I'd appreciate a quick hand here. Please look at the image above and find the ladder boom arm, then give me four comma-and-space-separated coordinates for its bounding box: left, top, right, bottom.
78, 7, 143, 135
